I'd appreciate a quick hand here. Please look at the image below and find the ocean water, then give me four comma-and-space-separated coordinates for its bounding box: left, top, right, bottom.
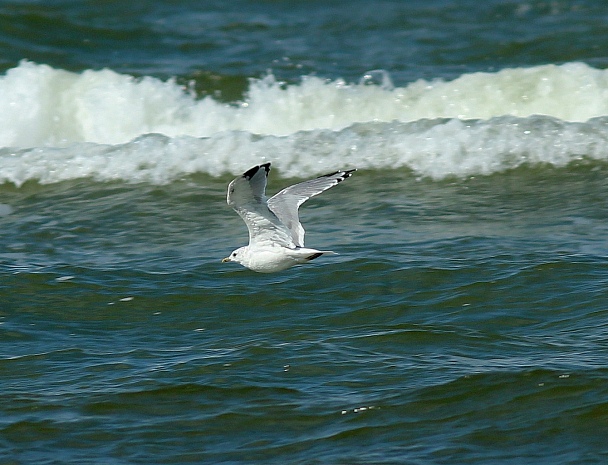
2, 1, 608, 463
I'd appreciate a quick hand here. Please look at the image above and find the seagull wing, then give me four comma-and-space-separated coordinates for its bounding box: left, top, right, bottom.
227, 163, 295, 247
267, 169, 356, 247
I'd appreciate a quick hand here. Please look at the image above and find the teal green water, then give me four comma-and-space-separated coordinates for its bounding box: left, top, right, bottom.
3, 168, 608, 463
2, 1, 608, 463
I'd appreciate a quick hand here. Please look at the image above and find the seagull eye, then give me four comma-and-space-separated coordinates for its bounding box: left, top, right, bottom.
232, 252, 237, 257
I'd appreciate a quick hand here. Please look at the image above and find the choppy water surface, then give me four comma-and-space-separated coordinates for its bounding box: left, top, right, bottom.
2, 1, 608, 463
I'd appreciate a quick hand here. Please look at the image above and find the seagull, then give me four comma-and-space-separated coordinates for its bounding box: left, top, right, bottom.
222, 163, 356, 272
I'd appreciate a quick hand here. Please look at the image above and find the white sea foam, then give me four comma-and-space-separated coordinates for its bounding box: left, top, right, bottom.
1, 60, 608, 184
2, 115, 607, 185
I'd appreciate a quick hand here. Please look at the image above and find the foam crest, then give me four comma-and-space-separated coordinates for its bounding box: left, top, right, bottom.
1, 116, 608, 186
2, 61, 608, 184
2, 61, 608, 149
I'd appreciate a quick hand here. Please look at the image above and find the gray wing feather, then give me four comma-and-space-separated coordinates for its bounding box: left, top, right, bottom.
267, 169, 356, 247
227, 163, 294, 247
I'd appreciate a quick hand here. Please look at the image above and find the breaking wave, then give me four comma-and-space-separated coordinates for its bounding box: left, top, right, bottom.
1, 60, 608, 184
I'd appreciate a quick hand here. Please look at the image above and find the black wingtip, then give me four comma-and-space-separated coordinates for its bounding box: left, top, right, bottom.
343, 168, 357, 178
242, 162, 271, 180
321, 168, 357, 182
306, 252, 324, 261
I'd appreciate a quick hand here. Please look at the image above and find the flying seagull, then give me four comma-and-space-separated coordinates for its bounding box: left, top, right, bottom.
222, 163, 356, 272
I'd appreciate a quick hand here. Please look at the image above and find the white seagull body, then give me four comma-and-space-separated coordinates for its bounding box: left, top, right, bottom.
222, 163, 355, 272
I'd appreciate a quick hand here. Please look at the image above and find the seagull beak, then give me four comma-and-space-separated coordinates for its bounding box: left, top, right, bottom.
222, 257, 231, 263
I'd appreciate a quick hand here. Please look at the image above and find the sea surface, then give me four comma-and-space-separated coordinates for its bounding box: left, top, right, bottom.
1, 1, 608, 463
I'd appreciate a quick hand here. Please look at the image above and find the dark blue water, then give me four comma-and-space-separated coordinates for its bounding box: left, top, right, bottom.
2, 1, 608, 464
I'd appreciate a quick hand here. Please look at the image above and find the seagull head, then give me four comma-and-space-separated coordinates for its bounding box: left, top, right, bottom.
222, 247, 246, 265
